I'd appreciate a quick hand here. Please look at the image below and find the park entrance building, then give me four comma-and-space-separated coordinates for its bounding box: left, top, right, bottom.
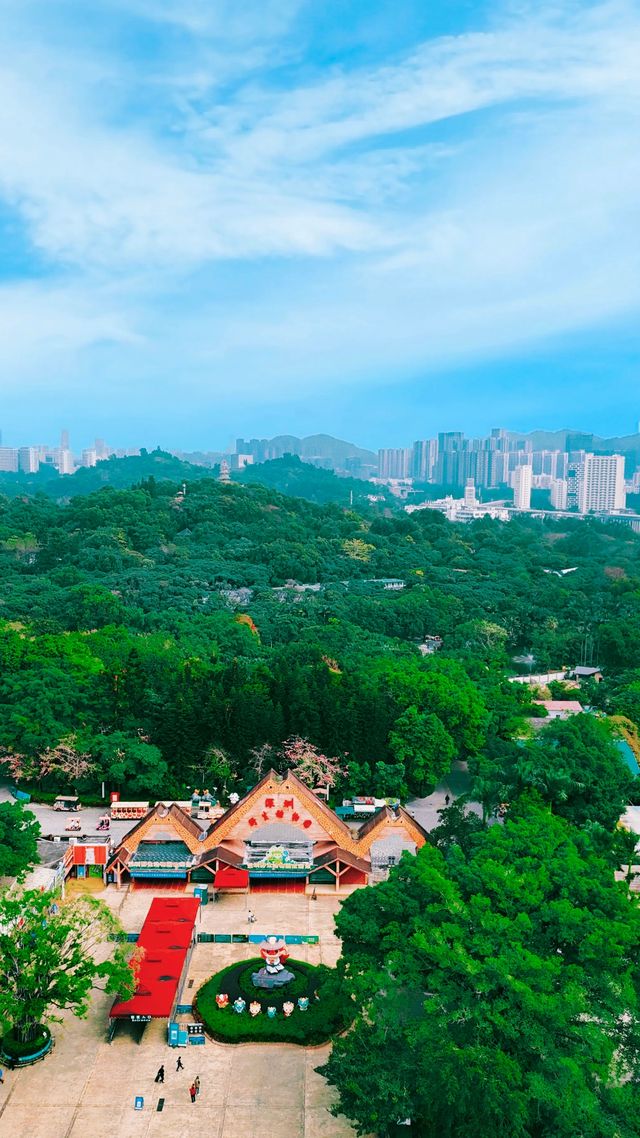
107, 770, 428, 894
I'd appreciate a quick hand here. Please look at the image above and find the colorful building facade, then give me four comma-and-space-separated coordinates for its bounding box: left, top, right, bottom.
107, 769, 428, 894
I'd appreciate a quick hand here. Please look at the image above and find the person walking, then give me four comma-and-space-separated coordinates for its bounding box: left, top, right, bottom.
176, 1056, 184, 1072
444, 794, 450, 807
195, 1075, 201, 1097
154, 1065, 165, 1084
247, 909, 256, 924
189, 1082, 197, 1103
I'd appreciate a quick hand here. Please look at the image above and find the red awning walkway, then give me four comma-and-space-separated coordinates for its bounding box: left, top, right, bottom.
109, 897, 199, 1027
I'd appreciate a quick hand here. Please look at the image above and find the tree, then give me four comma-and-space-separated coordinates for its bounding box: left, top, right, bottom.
320, 802, 640, 1138
0, 802, 40, 879
0, 889, 133, 1052
39, 735, 95, 783
492, 715, 634, 830
194, 745, 236, 798
389, 707, 455, 796
280, 736, 346, 790
91, 732, 169, 797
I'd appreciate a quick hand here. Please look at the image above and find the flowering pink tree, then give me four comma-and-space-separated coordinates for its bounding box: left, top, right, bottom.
0, 749, 35, 782
280, 736, 346, 790
1, 736, 95, 786
38, 736, 95, 783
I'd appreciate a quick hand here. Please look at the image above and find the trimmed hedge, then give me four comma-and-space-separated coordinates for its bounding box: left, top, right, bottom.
195, 958, 352, 1045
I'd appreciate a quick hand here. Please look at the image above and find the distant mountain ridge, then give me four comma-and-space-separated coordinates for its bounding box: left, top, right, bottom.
508, 428, 640, 453
241, 433, 377, 464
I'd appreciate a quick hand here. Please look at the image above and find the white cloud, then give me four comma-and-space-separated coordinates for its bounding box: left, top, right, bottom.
0, 0, 639, 407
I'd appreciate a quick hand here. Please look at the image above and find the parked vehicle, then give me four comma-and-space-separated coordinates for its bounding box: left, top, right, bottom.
53, 795, 80, 812
109, 801, 149, 820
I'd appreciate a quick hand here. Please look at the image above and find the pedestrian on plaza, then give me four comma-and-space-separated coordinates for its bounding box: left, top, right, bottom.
195, 1075, 201, 1097
189, 1082, 197, 1103
176, 1056, 184, 1072
154, 1065, 165, 1084
444, 794, 450, 806
247, 909, 256, 924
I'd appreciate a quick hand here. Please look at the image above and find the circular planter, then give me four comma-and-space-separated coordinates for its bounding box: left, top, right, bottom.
195, 959, 352, 1046
0, 1026, 54, 1068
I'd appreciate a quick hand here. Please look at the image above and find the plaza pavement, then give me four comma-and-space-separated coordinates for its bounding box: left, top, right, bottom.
0, 889, 359, 1138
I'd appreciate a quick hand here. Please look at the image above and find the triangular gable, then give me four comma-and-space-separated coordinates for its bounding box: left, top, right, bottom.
356, 805, 429, 854
201, 769, 362, 855
109, 801, 205, 865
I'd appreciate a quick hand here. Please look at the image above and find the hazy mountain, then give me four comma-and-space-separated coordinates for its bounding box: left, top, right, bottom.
508, 428, 640, 453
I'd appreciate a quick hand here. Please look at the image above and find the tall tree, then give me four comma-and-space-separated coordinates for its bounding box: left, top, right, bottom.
0, 802, 40, 879
0, 889, 133, 1053
488, 714, 634, 830
320, 802, 640, 1138
389, 707, 455, 795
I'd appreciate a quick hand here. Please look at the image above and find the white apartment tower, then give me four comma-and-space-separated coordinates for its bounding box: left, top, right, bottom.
513, 464, 532, 510
578, 454, 626, 513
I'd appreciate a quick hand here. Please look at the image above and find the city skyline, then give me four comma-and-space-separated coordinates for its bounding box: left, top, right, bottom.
2, 416, 640, 457
1, 1, 639, 443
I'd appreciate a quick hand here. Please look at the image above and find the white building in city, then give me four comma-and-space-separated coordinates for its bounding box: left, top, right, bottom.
18, 446, 40, 473
512, 464, 532, 510
578, 454, 626, 513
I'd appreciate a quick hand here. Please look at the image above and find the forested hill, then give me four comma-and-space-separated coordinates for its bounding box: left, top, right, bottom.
0, 449, 214, 500
0, 472, 639, 802
0, 450, 388, 510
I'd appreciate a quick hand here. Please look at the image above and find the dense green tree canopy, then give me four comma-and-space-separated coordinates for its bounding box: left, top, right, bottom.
0, 802, 40, 879
322, 802, 640, 1138
473, 715, 635, 830
0, 458, 638, 801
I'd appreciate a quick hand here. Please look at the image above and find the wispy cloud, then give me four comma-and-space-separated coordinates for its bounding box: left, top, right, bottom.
0, 0, 639, 440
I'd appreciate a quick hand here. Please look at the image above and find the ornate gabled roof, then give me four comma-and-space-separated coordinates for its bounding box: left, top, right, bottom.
201, 769, 362, 854
194, 844, 244, 868
109, 801, 206, 866
313, 846, 370, 872
356, 805, 429, 854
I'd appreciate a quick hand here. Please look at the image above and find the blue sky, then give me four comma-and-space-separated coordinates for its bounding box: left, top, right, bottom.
1, 0, 639, 450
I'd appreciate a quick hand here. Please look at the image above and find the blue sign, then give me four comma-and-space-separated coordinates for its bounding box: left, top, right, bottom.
134, 1096, 144, 1111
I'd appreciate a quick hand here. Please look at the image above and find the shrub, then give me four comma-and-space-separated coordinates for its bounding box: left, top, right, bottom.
195, 959, 352, 1045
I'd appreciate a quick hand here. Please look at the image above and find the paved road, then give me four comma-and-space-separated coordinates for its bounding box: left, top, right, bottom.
0, 783, 132, 845
406, 760, 482, 833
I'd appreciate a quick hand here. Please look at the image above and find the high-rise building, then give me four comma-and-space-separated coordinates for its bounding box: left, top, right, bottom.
550, 478, 568, 510
18, 446, 40, 473
0, 447, 18, 472
378, 448, 411, 479
464, 479, 478, 508
513, 464, 532, 510
578, 454, 626, 513
411, 439, 437, 481
60, 428, 70, 451
53, 448, 75, 475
